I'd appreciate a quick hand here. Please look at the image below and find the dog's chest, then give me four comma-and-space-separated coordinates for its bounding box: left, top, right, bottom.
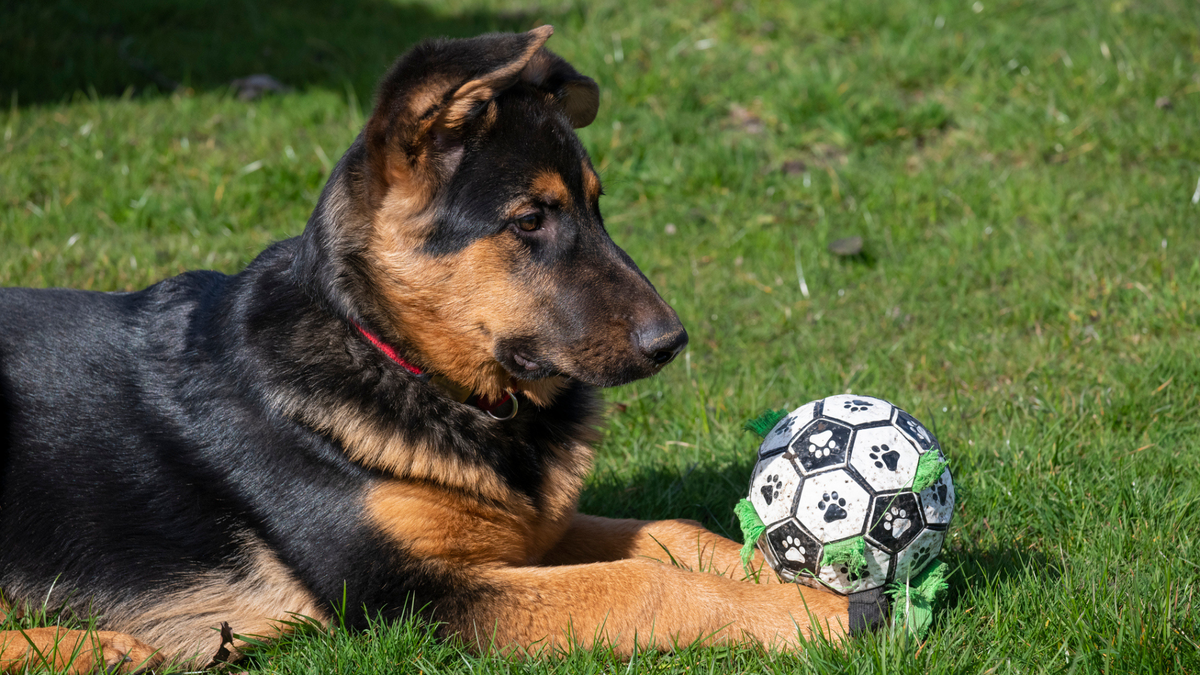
363, 438, 591, 567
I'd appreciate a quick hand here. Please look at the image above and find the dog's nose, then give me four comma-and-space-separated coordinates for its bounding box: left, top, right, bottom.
634, 320, 689, 366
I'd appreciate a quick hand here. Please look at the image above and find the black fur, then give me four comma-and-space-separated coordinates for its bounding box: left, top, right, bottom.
0, 236, 599, 626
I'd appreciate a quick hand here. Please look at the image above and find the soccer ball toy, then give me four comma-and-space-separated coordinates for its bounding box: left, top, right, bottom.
741, 395, 954, 603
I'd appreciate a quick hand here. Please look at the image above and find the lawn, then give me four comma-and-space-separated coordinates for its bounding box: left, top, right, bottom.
2, 0, 1199, 673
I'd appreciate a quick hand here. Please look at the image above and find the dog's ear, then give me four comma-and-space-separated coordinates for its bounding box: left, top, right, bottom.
435, 26, 557, 131
520, 50, 601, 129
364, 26, 555, 201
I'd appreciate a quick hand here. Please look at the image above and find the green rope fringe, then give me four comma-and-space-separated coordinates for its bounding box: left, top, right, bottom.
910, 448, 949, 493
819, 536, 868, 575
736, 409, 787, 579
886, 559, 949, 639
734, 499, 766, 577
742, 409, 788, 440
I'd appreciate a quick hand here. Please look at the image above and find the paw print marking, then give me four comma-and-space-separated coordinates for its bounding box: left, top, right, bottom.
843, 399, 873, 413
915, 425, 932, 444
868, 444, 901, 472
838, 564, 865, 583
806, 429, 839, 458
930, 475, 949, 506
817, 492, 848, 522
771, 415, 796, 438
908, 541, 933, 574
760, 474, 783, 506
884, 506, 911, 538
782, 535, 807, 563
899, 415, 933, 445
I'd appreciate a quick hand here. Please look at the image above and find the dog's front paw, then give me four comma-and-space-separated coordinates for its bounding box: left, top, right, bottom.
93, 630, 162, 673
5, 627, 163, 675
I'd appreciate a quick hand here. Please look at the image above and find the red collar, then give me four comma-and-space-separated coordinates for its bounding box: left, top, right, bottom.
349, 319, 517, 420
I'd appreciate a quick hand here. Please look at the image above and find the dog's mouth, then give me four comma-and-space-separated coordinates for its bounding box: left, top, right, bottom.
494, 340, 560, 381
512, 351, 540, 371
492, 336, 683, 390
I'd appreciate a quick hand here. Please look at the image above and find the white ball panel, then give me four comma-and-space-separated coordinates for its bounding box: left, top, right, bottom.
795, 470, 871, 542
821, 395, 894, 426
892, 528, 945, 583
757, 401, 817, 457
748, 452, 804, 526
848, 425, 920, 492
818, 540, 892, 594
918, 468, 955, 526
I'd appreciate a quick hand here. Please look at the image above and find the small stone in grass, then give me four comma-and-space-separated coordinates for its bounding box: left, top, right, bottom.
829, 236, 864, 256
781, 160, 806, 175
231, 74, 289, 101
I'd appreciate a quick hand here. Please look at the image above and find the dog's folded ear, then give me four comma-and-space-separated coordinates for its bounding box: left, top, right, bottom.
364, 26, 598, 203
434, 25, 556, 131
520, 49, 600, 129
365, 27, 553, 195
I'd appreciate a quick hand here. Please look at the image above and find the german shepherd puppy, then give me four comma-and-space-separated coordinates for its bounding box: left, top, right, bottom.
0, 27, 847, 673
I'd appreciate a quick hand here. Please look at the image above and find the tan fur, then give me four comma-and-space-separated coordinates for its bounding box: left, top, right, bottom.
0, 537, 325, 671
0, 628, 160, 674
364, 490, 846, 658
368, 233, 557, 403
364, 71, 455, 202
103, 542, 327, 668
376, 172, 439, 237
530, 444, 598, 558
285, 397, 515, 504
363, 483, 846, 655
0, 593, 13, 623
511, 376, 568, 408
479, 99, 500, 132
365, 212, 663, 402
462, 560, 846, 656
582, 161, 602, 204
529, 170, 572, 209
366, 441, 594, 567
369, 481, 540, 566
406, 75, 456, 129
541, 514, 781, 582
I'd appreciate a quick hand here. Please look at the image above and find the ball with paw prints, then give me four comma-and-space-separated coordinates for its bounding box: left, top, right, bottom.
746, 395, 954, 597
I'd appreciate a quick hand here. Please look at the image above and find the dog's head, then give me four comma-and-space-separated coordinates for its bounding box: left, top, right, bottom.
299, 27, 686, 404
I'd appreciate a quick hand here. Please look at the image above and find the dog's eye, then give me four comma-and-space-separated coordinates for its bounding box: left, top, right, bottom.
513, 213, 543, 232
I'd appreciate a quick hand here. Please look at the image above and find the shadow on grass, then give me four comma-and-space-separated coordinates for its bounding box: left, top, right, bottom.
939, 544, 1056, 614
579, 457, 757, 542
580, 457, 1058, 612
1, 0, 575, 108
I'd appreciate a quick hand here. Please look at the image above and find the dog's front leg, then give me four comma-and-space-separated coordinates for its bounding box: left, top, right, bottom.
454, 558, 846, 655
0, 627, 161, 675
540, 514, 779, 582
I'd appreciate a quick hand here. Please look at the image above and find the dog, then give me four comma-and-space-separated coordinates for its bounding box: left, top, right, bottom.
0, 27, 848, 673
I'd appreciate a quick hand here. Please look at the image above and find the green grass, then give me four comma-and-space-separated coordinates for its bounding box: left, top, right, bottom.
3, 0, 1200, 672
